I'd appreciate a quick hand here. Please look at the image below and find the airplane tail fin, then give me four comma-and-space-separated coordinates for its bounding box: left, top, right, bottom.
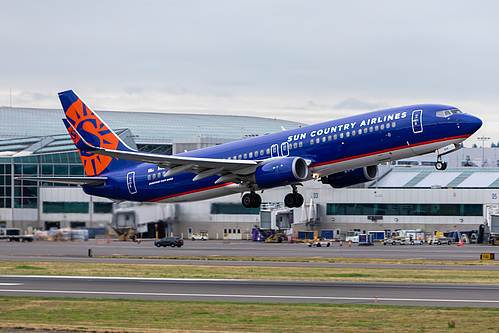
59, 90, 140, 176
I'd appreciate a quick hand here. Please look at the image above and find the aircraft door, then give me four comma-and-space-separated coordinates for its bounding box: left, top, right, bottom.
412, 110, 423, 134
127, 171, 137, 195
280, 142, 289, 157
271, 144, 279, 158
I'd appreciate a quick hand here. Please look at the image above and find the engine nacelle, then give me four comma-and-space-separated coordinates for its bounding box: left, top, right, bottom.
252, 157, 309, 189
322, 165, 378, 188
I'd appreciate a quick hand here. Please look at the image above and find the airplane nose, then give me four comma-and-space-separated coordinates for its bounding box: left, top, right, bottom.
467, 114, 483, 133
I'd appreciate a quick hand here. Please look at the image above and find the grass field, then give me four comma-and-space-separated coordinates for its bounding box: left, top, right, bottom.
0, 259, 498, 332
1, 260, 498, 284
0, 297, 498, 332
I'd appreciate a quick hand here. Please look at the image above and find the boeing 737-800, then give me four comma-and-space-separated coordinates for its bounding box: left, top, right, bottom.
21, 90, 482, 208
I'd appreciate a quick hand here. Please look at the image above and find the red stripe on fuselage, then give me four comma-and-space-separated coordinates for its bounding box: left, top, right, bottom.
310, 134, 469, 168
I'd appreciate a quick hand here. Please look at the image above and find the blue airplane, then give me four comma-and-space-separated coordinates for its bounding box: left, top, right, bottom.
22, 90, 482, 208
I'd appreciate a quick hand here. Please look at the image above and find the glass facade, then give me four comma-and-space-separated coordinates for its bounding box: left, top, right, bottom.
326, 203, 483, 217
43, 202, 89, 214
93, 202, 113, 214
211, 203, 260, 215
1, 151, 85, 209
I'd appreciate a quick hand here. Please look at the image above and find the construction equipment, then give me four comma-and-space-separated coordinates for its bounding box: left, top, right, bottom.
110, 226, 135, 241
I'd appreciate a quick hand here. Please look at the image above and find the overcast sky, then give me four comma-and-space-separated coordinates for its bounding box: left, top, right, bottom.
1, 0, 498, 146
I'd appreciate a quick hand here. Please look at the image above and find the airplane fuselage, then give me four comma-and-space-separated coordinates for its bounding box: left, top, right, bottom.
81, 104, 481, 203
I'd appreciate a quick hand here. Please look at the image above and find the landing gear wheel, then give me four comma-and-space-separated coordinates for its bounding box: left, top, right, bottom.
284, 193, 304, 208
294, 193, 304, 207
435, 161, 447, 170
242, 193, 262, 208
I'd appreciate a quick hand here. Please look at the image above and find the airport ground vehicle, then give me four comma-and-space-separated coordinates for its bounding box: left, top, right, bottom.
0, 228, 33, 242
345, 231, 360, 243
191, 233, 208, 241
307, 240, 331, 247
358, 234, 374, 246
490, 215, 499, 245
427, 236, 452, 245
154, 236, 184, 247
382, 236, 424, 245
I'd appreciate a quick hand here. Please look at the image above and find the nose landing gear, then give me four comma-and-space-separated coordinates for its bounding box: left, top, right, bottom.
435, 160, 447, 170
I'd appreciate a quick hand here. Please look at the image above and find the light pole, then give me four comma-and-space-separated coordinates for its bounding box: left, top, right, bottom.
477, 136, 490, 167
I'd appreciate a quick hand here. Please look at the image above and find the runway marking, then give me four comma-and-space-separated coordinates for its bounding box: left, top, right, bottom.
0, 289, 499, 304
0, 283, 23, 286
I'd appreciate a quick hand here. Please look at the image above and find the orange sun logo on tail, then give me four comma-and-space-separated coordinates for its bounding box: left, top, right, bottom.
65, 99, 120, 176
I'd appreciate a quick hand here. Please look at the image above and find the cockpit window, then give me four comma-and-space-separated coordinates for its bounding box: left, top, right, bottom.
436, 109, 462, 117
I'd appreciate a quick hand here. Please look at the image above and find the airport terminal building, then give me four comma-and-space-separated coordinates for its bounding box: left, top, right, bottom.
1, 106, 498, 238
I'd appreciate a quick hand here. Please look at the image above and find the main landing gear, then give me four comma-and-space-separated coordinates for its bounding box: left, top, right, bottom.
284, 185, 304, 208
241, 185, 305, 209
242, 192, 262, 209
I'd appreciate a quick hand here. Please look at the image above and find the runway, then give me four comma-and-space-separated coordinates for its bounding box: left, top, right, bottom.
1, 240, 498, 307
1, 275, 498, 307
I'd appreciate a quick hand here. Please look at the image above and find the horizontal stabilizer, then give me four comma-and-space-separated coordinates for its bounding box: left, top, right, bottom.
16, 176, 107, 186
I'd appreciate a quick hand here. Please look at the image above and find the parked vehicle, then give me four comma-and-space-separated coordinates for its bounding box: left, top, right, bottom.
191, 233, 208, 241
427, 236, 452, 245
0, 228, 33, 242
345, 231, 360, 243
307, 240, 331, 247
154, 237, 184, 247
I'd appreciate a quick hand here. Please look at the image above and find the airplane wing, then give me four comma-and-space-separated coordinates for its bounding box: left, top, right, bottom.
15, 176, 108, 186
67, 120, 258, 183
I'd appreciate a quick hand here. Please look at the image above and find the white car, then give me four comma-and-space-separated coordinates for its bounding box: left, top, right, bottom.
191, 234, 208, 241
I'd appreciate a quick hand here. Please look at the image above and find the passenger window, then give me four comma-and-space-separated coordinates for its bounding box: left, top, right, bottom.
322, 136, 326, 142
233, 155, 237, 159
386, 123, 390, 129
369, 127, 373, 132
346, 131, 350, 137
340, 133, 344, 139
380, 124, 385, 130
293, 142, 297, 149
310, 139, 314, 145
152, 173, 156, 179
243, 153, 247, 159
272, 146, 277, 153
328, 135, 332, 141
392, 122, 396, 127
375, 125, 379, 131
238, 155, 242, 160
147, 175, 151, 180
249, 152, 253, 158
266, 148, 270, 155
364, 128, 368, 134
352, 130, 356, 136
299, 142, 303, 147
255, 151, 258, 157
316, 138, 320, 144
358, 129, 362, 135
334, 134, 338, 140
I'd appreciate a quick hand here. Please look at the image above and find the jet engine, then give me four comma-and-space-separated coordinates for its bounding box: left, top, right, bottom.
251, 157, 309, 189
321, 165, 378, 188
